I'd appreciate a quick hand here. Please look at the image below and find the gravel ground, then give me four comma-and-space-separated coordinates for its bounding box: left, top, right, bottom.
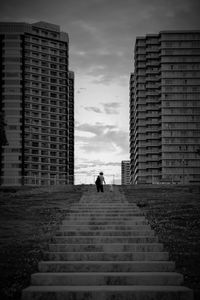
0, 185, 84, 300
123, 185, 200, 300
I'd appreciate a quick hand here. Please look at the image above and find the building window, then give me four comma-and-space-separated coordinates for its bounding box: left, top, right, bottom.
32, 142, 39, 147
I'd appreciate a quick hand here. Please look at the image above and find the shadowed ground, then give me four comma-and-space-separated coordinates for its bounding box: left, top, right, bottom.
0, 184, 199, 299
0, 185, 84, 300
122, 185, 200, 300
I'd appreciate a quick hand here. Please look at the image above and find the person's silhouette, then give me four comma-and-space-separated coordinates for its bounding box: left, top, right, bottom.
95, 172, 106, 192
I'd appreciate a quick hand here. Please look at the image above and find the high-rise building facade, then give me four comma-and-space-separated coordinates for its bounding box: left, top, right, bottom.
0, 21, 74, 186
121, 160, 130, 185
130, 31, 200, 184
68, 71, 74, 184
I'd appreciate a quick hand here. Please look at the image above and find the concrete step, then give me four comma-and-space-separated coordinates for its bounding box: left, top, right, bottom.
77, 200, 128, 203
64, 215, 144, 221
31, 272, 183, 286
69, 205, 139, 207
52, 236, 158, 244
68, 209, 140, 212
48, 243, 163, 252
22, 285, 193, 300
39, 261, 176, 273
53, 235, 158, 244
64, 213, 143, 217
77, 203, 127, 205
65, 209, 141, 211
66, 212, 142, 215
68, 204, 138, 207
71, 202, 133, 205
55, 230, 155, 236
64, 217, 144, 222
63, 216, 146, 221
44, 251, 169, 261
69, 205, 138, 207
70, 209, 140, 211
75, 205, 131, 207
21, 190, 193, 300
61, 220, 149, 226
60, 224, 152, 231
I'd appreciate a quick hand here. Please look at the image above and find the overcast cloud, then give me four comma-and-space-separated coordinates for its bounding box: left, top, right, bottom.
84, 102, 121, 114
84, 106, 103, 114
1, 0, 200, 82
102, 102, 121, 114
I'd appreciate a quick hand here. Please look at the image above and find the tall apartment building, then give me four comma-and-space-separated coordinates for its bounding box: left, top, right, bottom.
121, 160, 130, 185
68, 71, 74, 184
0, 21, 74, 186
130, 31, 200, 184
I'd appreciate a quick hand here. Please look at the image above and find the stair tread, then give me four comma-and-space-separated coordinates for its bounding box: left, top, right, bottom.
32, 271, 182, 276
45, 251, 168, 254
22, 190, 193, 299
39, 261, 174, 264
49, 243, 161, 245
23, 285, 192, 291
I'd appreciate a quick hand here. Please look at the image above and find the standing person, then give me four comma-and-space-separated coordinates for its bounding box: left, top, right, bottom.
95, 172, 106, 192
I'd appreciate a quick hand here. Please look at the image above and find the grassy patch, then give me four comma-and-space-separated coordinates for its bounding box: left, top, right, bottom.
123, 185, 200, 300
0, 186, 83, 300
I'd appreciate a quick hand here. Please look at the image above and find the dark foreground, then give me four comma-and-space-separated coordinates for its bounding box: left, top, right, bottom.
0, 184, 199, 299
0, 185, 84, 300
123, 185, 200, 300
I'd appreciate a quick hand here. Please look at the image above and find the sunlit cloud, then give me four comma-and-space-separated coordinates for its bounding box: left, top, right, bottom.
83, 102, 121, 115
76, 122, 129, 154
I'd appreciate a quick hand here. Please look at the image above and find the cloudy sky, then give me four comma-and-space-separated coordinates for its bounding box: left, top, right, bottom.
1, 0, 200, 184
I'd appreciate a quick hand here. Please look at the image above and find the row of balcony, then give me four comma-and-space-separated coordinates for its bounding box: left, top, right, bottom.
24, 45, 67, 56
24, 157, 72, 165
24, 97, 73, 107
25, 67, 67, 78
24, 112, 67, 122
24, 164, 66, 172
24, 139, 72, 148
24, 119, 72, 129
25, 58, 67, 69
25, 75, 67, 85
25, 36, 67, 47
135, 49, 200, 60
24, 104, 68, 113
24, 135, 66, 143
24, 89, 67, 99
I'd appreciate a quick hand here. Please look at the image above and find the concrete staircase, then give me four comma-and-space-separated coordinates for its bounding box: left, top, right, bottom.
22, 189, 193, 299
